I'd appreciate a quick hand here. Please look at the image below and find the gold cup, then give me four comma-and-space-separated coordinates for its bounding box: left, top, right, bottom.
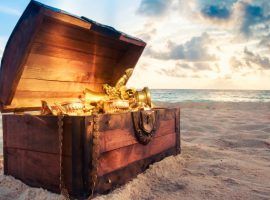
135, 87, 152, 108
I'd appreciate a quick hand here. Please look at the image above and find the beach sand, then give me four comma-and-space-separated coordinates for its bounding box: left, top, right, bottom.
0, 102, 269, 200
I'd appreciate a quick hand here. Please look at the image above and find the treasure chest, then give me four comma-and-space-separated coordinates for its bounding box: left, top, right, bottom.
0, 1, 180, 199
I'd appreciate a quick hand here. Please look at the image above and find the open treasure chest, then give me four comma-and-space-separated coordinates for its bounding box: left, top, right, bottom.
0, 1, 181, 198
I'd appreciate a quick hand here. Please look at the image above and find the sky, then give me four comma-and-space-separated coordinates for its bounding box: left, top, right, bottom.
0, 0, 270, 90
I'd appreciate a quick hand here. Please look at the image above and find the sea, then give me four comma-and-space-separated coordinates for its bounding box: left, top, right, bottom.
151, 89, 270, 103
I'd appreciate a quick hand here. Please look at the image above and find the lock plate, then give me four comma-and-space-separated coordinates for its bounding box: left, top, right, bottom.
132, 110, 159, 145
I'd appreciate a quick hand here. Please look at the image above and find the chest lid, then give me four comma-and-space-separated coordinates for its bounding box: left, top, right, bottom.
0, 0, 146, 112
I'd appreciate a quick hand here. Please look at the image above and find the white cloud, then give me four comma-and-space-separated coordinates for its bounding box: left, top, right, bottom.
0, 6, 20, 16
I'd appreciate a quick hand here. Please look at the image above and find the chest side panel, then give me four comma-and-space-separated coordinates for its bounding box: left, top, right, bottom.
93, 108, 180, 193
2, 115, 74, 193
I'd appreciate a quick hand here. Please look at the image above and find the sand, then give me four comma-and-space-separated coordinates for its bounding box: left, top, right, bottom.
0, 102, 270, 200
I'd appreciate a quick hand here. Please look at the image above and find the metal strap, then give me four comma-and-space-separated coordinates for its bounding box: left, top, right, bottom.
89, 114, 100, 199
58, 115, 70, 200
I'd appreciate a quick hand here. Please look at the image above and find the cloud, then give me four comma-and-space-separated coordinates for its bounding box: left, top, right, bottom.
181, 0, 237, 24
158, 60, 213, 78
230, 56, 245, 70
244, 48, 270, 69
193, 62, 212, 71
192, 0, 270, 39
158, 66, 187, 78
0, 5, 21, 16
137, 0, 172, 17
158, 66, 204, 78
135, 22, 157, 41
259, 34, 270, 49
158, 67, 203, 78
201, 5, 231, 20
240, 2, 270, 36
179, 62, 213, 72
146, 32, 217, 61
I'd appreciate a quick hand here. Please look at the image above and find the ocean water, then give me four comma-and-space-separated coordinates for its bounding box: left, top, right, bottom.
151, 89, 270, 103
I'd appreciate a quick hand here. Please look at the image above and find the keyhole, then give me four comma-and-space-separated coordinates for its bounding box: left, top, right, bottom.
146, 115, 150, 124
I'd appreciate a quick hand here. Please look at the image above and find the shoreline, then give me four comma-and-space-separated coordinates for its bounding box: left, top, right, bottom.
155, 101, 270, 109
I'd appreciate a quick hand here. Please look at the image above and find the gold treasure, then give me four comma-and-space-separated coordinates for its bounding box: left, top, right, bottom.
41, 68, 152, 116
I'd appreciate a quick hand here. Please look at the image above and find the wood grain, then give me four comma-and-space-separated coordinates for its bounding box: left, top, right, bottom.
119, 35, 146, 47
30, 42, 118, 63
22, 54, 114, 83
11, 78, 103, 108
5, 148, 61, 192
34, 31, 123, 59
13, 91, 82, 99
95, 147, 176, 194
99, 119, 175, 153
3, 115, 72, 156
98, 110, 176, 132
41, 16, 128, 51
43, 9, 91, 29
111, 45, 145, 85
16, 78, 103, 92
98, 133, 176, 176
9, 98, 80, 109
11, 78, 103, 107
71, 117, 85, 196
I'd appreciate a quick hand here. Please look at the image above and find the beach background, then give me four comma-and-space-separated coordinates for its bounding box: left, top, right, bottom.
0, 89, 270, 199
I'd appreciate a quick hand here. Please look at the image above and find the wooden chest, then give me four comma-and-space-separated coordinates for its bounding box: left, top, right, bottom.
0, 1, 180, 198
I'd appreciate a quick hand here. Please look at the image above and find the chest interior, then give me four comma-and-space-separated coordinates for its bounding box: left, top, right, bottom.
0, 1, 146, 112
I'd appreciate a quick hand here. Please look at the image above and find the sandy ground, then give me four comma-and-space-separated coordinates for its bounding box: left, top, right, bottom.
0, 102, 270, 200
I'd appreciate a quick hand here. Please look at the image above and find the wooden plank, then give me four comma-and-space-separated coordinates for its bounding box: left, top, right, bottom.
99, 119, 175, 153
3, 115, 8, 175
12, 78, 103, 108
95, 147, 176, 194
9, 97, 81, 109
111, 45, 145, 85
14, 91, 82, 99
4, 115, 58, 154
154, 108, 176, 121
2, 106, 41, 113
60, 117, 75, 194
43, 9, 91, 29
22, 54, 113, 83
4, 148, 73, 193
71, 117, 85, 196
31, 42, 119, 63
119, 35, 146, 47
16, 78, 103, 92
98, 133, 176, 176
3, 115, 72, 156
41, 16, 128, 51
83, 116, 94, 195
4, 148, 60, 192
98, 109, 176, 132
34, 31, 123, 59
